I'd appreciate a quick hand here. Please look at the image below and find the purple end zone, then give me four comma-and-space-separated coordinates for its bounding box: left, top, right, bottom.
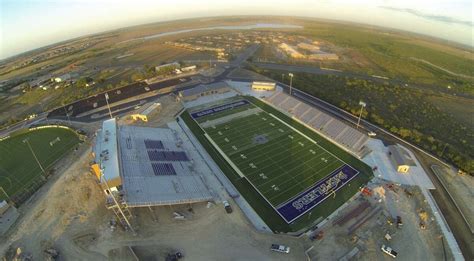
191, 100, 249, 119
276, 164, 359, 223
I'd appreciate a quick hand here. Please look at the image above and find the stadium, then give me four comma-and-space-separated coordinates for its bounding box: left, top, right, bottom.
181, 93, 373, 233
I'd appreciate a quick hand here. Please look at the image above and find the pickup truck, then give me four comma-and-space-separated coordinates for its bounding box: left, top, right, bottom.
381, 245, 398, 258
271, 244, 290, 254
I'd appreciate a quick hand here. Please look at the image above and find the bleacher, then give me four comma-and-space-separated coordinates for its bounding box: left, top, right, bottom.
265, 92, 369, 156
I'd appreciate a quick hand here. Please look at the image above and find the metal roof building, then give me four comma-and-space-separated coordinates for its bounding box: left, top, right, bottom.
179, 81, 231, 101
387, 145, 416, 173
94, 118, 122, 191
94, 119, 212, 207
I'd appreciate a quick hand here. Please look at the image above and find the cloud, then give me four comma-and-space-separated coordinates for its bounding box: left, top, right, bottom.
379, 6, 473, 27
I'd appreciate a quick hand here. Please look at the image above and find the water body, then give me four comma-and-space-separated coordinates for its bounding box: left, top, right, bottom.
122, 24, 302, 43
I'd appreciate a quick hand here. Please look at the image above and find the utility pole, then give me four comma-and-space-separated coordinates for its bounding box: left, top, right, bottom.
288, 73, 294, 96
105, 93, 113, 119
0, 186, 11, 203
357, 101, 367, 129
23, 138, 46, 176
62, 103, 72, 126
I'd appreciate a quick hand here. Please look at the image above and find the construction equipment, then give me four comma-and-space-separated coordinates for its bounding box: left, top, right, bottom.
310, 230, 324, 241
361, 187, 373, 197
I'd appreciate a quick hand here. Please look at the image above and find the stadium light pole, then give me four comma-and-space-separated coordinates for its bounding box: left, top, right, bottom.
288, 73, 294, 96
357, 101, 366, 129
0, 186, 11, 203
23, 138, 46, 176
105, 93, 113, 119
62, 102, 72, 126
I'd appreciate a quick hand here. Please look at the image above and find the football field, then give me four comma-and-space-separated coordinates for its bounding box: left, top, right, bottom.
0, 127, 80, 202
190, 98, 360, 223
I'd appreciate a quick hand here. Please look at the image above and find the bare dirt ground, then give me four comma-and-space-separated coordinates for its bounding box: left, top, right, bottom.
308, 181, 452, 261
0, 139, 110, 260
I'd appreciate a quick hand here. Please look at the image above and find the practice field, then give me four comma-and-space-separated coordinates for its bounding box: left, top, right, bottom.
189, 97, 364, 224
0, 127, 80, 202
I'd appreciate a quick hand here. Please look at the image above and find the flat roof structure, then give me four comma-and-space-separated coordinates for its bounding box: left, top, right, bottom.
388, 145, 416, 166
94, 118, 121, 182
117, 125, 212, 207
180, 81, 230, 97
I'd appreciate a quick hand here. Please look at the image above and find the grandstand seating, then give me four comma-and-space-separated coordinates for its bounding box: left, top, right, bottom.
265, 92, 369, 155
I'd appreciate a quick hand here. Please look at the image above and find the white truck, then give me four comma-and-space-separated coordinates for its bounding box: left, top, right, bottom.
222, 201, 233, 214
271, 244, 290, 254
381, 245, 398, 258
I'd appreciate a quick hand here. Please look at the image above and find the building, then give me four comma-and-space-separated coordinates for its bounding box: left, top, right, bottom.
278, 43, 305, 59
297, 42, 320, 52
93, 118, 122, 193
179, 82, 231, 101
251, 81, 276, 91
141, 102, 161, 116
308, 53, 339, 60
54, 73, 72, 83
387, 145, 416, 173
155, 62, 180, 72
93, 119, 212, 206
0, 200, 9, 215
130, 114, 148, 122
181, 65, 197, 72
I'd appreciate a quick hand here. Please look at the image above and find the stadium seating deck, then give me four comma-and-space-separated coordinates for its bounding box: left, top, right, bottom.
265, 92, 369, 154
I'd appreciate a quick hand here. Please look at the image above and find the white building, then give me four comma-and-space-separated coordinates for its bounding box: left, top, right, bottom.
251, 81, 276, 91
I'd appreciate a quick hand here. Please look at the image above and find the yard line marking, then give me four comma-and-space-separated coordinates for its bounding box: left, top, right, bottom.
268, 113, 351, 168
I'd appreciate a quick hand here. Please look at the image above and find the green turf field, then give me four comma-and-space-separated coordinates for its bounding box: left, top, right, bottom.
0, 127, 80, 202
183, 96, 373, 232
203, 104, 346, 208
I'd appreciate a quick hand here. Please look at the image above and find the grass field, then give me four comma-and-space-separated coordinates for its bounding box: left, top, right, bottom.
183, 96, 373, 232
0, 127, 80, 202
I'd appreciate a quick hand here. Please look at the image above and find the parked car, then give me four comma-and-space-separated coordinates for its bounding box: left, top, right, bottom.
223, 200, 232, 213
271, 244, 290, 254
381, 245, 398, 258
396, 216, 403, 228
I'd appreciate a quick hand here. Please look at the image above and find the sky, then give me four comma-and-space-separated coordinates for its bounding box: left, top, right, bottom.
0, 0, 473, 59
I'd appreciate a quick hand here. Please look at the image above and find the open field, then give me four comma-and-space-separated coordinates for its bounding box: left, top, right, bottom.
183, 96, 373, 232
0, 127, 80, 201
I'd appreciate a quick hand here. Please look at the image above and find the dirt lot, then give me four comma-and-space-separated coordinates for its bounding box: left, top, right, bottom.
308, 181, 452, 260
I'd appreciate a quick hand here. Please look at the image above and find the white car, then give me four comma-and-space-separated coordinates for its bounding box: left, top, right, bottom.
381, 245, 398, 258
271, 244, 290, 254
